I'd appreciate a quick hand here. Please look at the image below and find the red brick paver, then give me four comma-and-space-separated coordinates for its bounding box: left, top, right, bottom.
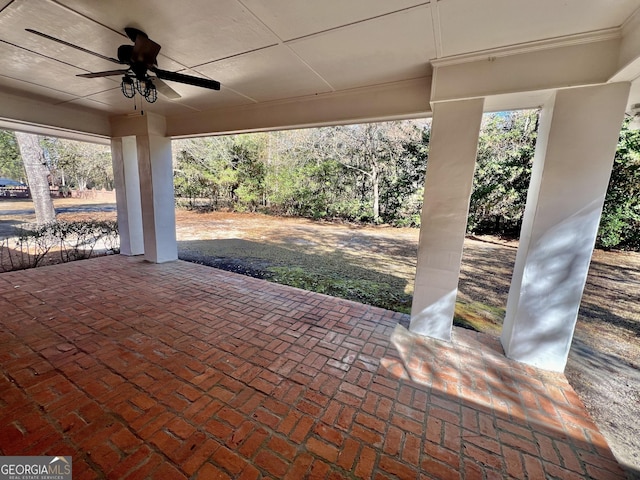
0, 256, 625, 479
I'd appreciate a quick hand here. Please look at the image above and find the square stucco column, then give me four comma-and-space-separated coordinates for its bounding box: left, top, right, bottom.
502, 83, 630, 372
111, 113, 177, 264
137, 131, 177, 264
111, 136, 144, 256
410, 98, 484, 341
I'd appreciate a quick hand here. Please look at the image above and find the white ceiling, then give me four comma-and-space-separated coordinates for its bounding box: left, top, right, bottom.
437, 0, 640, 57
0, 0, 639, 129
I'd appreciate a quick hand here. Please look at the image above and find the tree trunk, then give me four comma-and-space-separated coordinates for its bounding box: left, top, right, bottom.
15, 132, 56, 225
372, 162, 380, 223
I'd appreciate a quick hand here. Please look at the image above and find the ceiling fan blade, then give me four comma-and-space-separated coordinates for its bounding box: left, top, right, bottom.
77, 69, 130, 78
124, 27, 148, 43
152, 68, 221, 90
151, 78, 182, 99
132, 34, 161, 66
25, 29, 124, 65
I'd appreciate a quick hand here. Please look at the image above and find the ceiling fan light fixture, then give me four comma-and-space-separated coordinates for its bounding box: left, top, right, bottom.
144, 81, 158, 103
121, 75, 135, 98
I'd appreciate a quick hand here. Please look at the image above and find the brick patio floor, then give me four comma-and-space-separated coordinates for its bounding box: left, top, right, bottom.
0, 256, 626, 479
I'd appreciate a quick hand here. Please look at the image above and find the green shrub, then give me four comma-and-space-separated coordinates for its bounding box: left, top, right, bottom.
0, 220, 119, 272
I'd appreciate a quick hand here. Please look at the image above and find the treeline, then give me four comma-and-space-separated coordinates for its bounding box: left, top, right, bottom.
174, 121, 428, 226
0, 132, 113, 192
2, 111, 636, 250
173, 111, 639, 250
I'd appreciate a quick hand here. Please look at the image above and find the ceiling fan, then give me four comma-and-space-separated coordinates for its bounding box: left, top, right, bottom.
26, 27, 220, 103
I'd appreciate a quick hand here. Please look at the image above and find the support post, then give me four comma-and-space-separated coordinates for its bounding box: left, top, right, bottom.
410, 98, 484, 341
502, 83, 630, 371
110, 113, 177, 263
111, 136, 144, 256
137, 131, 177, 263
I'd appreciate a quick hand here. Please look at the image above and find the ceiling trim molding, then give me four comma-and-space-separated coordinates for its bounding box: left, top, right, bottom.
165, 77, 432, 137
431, 27, 621, 68
0, 90, 111, 139
0, 118, 109, 144
612, 6, 640, 83
431, 39, 620, 104
621, 5, 640, 32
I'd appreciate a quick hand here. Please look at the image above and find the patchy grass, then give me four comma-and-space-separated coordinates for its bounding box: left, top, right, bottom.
454, 301, 504, 334
266, 265, 504, 334
267, 265, 412, 313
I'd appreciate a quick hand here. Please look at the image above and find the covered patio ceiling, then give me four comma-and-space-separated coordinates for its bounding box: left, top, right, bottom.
0, 0, 640, 140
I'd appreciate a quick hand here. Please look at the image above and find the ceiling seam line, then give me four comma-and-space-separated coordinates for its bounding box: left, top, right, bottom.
0, 0, 15, 16
281, 44, 336, 92
283, 2, 431, 44
234, 0, 286, 44
0, 72, 86, 99
229, 0, 324, 96
54, 98, 109, 108
49, 0, 126, 39
214, 85, 259, 104
189, 43, 279, 69
74, 86, 121, 100
232, 0, 336, 91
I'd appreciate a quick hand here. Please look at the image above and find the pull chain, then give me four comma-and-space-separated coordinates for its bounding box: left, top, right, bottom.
132, 94, 144, 115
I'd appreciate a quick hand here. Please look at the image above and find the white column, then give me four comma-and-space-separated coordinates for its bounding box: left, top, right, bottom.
111, 137, 144, 256
502, 83, 630, 372
410, 98, 484, 341
136, 130, 177, 264
111, 113, 177, 264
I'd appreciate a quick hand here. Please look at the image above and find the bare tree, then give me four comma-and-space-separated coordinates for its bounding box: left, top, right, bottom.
49, 139, 113, 191
315, 123, 415, 223
15, 132, 56, 224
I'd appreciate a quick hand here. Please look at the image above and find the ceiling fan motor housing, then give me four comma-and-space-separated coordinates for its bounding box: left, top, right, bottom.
117, 44, 133, 64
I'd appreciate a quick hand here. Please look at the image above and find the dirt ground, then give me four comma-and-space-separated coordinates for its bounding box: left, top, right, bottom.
2, 199, 639, 476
